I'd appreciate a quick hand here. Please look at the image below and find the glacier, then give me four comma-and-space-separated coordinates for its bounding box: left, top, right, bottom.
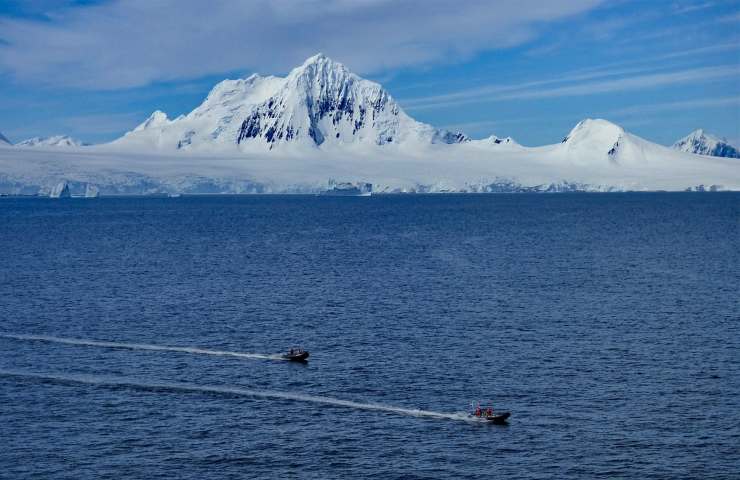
0, 54, 738, 195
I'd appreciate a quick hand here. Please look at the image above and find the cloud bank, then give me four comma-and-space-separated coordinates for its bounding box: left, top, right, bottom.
0, 0, 602, 89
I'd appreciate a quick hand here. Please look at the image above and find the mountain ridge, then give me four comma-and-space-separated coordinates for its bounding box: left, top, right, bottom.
1, 54, 738, 194
115, 53, 468, 151
17, 135, 87, 148
672, 129, 739, 158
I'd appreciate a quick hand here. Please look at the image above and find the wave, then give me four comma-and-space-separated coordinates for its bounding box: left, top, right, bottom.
0, 333, 284, 361
0, 369, 479, 423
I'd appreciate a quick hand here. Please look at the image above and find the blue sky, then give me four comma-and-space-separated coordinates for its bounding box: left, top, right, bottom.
0, 0, 738, 146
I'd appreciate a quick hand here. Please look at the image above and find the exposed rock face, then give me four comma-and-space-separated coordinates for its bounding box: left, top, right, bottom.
236, 54, 466, 148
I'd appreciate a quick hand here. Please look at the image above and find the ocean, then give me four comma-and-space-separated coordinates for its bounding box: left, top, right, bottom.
1, 193, 738, 479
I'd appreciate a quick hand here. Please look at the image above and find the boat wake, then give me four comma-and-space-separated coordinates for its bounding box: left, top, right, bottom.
0, 370, 478, 423
0, 333, 285, 361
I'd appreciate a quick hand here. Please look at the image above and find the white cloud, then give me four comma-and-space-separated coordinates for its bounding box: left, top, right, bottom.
402, 63, 666, 110
606, 95, 740, 117
495, 65, 740, 101
672, 1, 715, 15
0, 0, 602, 89
404, 64, 740, 110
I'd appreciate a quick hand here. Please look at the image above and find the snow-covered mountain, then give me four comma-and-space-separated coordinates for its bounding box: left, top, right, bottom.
529, 118, 706, 171
0, 131, 11, 146
556, 118, 629, 164
3, 116, 737, 195
16, 135, 86, 148
1, 53, 738, 195
113, 74, 285, 150
672, 129, 739, 158
114, 54, 467, 150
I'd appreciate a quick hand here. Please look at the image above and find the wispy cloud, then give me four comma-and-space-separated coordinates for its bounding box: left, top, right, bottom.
0, 0, 603, 89
404, 64, 740, 110
672, 1, 716, 15
400, 38, 740, 110
657, 42, 740, 60
716, 11, 740, 23
402, 63, 665, 109
606, 95, 740, 117
495, 65, 739, 101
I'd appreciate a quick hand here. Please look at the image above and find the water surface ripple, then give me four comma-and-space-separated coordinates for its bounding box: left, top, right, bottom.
1, 194, 738, 479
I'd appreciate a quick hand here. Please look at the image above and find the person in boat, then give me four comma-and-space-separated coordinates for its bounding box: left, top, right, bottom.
474, 405, 481, 417
289, 348, 294, 355
487, 407, 493, 417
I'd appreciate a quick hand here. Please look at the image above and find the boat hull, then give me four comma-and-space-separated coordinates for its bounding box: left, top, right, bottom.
471, 411, 511, 424
282, 351, 310, 362
484, 411, 511, 424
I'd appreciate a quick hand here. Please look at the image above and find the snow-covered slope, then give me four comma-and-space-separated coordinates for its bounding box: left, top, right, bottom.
113, 74, 284, 150
17, 135, 86, 148
113, 54, 467, 151
0, 131, 11, 146
530, 118, 708, 170
235, 54, 467, 149
2, 117, 737, 195
1, 53, 738, 195
555, 118, 630, 164
672, 129, 739, 158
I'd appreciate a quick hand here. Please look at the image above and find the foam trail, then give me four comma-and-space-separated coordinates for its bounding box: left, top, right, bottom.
0, 333, 284, 361
0, 370, 479, 423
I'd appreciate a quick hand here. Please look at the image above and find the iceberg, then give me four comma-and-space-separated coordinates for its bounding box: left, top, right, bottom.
84, 184, 99, 198
49, 181, 71, 198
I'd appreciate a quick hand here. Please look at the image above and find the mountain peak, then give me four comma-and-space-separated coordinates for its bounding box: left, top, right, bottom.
562, 119, 624, 144
0, 130, 10, 145
236, 54, 466, 148
114, 55, 468, 150
17, 135, 85, 148
559, 119, 627, 162
288, 53, 355, 86
303, 52, 329, 64
566, 118, 624, 137
673, 129, 739, 158
133, 110, 170, 132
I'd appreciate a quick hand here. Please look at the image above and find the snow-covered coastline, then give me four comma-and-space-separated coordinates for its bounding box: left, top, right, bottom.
1, 125, 737, 196
1, 55, 738, 196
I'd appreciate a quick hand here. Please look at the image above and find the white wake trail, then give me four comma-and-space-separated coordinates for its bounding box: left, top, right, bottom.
0, 333, 284, 361
0, 370, 478, 423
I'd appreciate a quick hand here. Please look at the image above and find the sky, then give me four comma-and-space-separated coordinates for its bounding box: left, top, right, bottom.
0, 0, 738, 146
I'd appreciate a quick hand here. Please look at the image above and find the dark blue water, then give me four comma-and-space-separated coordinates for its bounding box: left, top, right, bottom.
1, 194, 739, 479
